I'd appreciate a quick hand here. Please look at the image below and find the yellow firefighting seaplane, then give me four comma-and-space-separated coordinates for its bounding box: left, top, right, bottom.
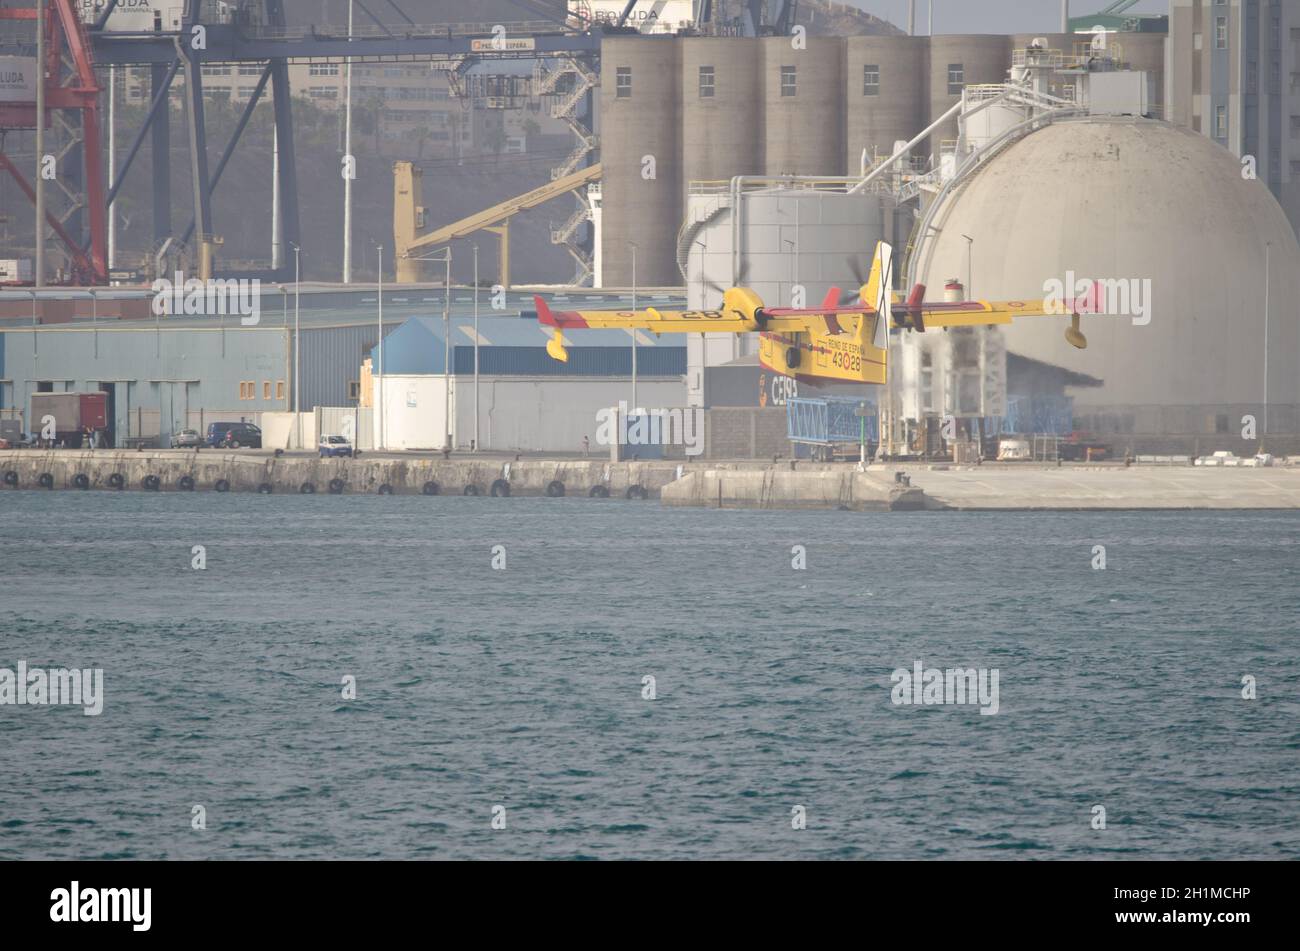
533, 242, 1092, 386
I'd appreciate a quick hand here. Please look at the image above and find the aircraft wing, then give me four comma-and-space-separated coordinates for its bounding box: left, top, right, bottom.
534, 296, 753, 334
915, 299, 1054, 328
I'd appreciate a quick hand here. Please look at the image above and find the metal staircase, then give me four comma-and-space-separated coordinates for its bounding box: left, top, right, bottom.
535, 53, 600, 284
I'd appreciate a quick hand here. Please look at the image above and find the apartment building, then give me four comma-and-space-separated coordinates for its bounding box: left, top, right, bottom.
1169, 0, 1300, 234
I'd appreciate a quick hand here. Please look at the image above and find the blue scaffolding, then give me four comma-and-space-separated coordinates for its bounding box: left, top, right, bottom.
787, 397, 878, 446
993, 395, 1075, 436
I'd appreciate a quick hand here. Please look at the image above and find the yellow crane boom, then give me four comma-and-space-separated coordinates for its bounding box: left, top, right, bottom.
393, 160, 602, 285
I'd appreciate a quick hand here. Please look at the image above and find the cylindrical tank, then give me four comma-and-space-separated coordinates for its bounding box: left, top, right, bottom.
762, 36, 846, 177
844, 35, 927, 174
600, 37, 681, 287
927, 36, 1011, 160
679, 38, 763, 197
682, 189, 895, 308
914, 118, 1300, 413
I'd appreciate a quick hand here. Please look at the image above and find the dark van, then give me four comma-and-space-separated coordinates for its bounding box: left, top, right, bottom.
206, 422, 263, 448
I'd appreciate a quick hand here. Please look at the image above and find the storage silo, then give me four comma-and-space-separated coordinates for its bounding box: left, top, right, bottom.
679, 38, 764, 195
600, 37, 682, 287
913, 118, 1300, 428
681, 185, 897, 406
762, 36, 846, 177
927, 36, 1011, 160
844, 35, 927, 174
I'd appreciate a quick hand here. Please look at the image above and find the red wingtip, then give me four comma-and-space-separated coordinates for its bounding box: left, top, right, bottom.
821, 287, 841, 311
534, 295, 555, 325
906, 283, 926, 307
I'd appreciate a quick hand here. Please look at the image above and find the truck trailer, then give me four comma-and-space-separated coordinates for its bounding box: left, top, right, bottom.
29, 392, 109, 448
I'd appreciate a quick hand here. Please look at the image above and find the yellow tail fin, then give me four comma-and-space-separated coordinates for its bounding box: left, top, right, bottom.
852, 241, 894, 381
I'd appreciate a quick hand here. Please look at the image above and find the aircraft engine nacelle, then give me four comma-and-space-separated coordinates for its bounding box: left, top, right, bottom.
720, 286, 766, 329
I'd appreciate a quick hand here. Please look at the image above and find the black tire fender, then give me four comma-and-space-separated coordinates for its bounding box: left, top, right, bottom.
490, 479, 511, 498
299, 482, 316, 494
108, 472, 125, 490
73, 473, 90, 490
545, 480, 565, 497
588, 484, 610, 498
328, 478, 345, 495
2, 470, 17, 487
463, 484, 480, 496
214, 478, 230, 493
422, 481, 440, 496
377, 483, 393, 495
142, 474, 161, 491
38, 473, 54, 489
178, 475, 195, 491
257, 482, 273, 494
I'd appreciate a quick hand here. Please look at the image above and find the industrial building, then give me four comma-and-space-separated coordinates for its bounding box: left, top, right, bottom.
596, 31, 1167, 287
0, 287, 687, 452
1168, 0, 1300, 238
362, 314, 686, 452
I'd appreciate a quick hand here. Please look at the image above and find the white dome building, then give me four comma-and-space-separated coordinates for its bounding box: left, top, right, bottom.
912, 118, 1300, 437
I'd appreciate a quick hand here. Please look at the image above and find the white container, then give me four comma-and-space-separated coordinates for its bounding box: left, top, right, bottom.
0, 258, 33, 282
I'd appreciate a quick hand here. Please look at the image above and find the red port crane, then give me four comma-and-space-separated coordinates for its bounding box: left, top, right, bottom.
0, 0, 106, 285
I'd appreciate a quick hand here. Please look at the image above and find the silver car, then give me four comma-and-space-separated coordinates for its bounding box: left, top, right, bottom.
173, 429, 203, 448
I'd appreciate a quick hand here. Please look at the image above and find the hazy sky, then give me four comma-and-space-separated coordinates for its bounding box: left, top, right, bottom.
842, 0, 1170, 35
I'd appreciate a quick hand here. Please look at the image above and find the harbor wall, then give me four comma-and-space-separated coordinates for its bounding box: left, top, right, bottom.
3, 452, 1299, 510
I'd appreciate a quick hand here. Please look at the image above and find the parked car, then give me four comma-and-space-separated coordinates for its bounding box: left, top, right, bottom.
1057, 432, 1111, 462
319, 435, 353, 458
173, 429, 203, 448
996, 436, 1032, 461
206, 422, 262, 449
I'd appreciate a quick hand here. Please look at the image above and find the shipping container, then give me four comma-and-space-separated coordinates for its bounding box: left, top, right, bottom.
0, 259, 34, 283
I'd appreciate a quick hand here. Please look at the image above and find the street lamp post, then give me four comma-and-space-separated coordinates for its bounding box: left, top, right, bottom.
35, 0, 45, 288
342, 0, 354, 283
629, 241, 638, 414
292, 243, 301, 450
961, 234, 974, 297
473, 244, 480, 451
376, 245, 384, 451
443, 249, 452, 453
1264, 240, 1271, 438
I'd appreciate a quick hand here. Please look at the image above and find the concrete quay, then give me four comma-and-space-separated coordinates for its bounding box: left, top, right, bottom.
3, 452, 1299, 510
0, 450, 686, 498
